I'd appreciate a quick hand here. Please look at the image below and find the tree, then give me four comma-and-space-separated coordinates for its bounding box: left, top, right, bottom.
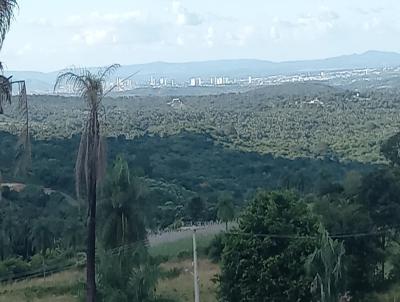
218, 191, 319, 302
217, 195, 235, 231
54, 64, 120, 302
0, 0, 17, 55
30, 218, 53, 255
312, 193, 383, 298
99, 156, 147, 250
187, 196, 205, 222
0, 0, 30, 176
97, 245, 159, 302
358, 169, 400, 284
306, 228, 346, 302
381, 132, 400, 166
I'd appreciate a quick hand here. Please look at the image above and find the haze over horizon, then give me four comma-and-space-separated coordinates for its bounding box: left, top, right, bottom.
2, 0, 400, 72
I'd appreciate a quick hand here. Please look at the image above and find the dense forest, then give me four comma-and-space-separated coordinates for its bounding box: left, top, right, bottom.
2, 83, 400, 163
2, 82, 400, 301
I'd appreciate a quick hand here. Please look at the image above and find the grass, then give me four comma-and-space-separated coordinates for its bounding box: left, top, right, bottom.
0, 259, 219, 302
0, 235, 219, 302
158, 259, 219, 302
0, 269, 82, 302
149, 233, 215, 259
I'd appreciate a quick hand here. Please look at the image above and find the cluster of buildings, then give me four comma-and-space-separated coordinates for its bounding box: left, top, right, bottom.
55, 66, 400, 94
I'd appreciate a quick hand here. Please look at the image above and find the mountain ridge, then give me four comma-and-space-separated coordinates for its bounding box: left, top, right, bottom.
5, 50, 400, 93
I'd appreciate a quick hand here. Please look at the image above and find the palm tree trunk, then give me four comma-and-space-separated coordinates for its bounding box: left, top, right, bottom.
86, 183, 96, 302
381, 235, 385, 283
86, 112, 99, 302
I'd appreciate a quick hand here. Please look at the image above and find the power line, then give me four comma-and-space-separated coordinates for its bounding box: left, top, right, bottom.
225, 228, 397, 240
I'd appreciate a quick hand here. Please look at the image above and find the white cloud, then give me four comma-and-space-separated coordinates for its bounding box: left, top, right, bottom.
205, 26, 215, 47
269, 26, 280, 40
72, 29, 115, 46
176, 35, 185, 46
66, 10, 146, 27
172, 1, 203, 26
17, 43, 32, 56
363, 16, 380, 31
226, 25, 255, 46
271, 8, 340, 40
28, 17, 52, 27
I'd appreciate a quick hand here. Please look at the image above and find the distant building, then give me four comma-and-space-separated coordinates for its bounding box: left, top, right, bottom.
189, 78, 202, 86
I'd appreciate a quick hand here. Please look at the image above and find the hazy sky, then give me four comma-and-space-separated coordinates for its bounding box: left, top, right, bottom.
2, 0, 400, 71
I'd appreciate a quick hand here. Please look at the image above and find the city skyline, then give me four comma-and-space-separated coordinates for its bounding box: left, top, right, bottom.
2, 0, 400, 72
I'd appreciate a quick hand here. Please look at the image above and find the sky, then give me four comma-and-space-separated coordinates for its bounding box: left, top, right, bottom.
2, 0, 400, 72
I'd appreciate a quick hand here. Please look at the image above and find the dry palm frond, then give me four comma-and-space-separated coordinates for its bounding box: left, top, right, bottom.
0, 75, 11, 114
98, 64, 121, 82
54, 65, 120, 199
0, 0, 18, 51
13, 80, 31, 176
0, 76, 31, 176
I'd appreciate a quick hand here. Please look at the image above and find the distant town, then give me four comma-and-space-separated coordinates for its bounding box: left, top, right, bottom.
54, 66, 400, 94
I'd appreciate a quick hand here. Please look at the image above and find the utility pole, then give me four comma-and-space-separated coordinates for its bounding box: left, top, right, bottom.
193, 229, 200, 302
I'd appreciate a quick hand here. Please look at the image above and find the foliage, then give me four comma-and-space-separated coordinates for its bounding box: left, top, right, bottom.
186, 196, 205, 222
55, 65, 120, 301
206, 234, 225, 263
96, 245, 160, 302
218, 191, 319, 302
306, 228, 346, 302
99, 156, 147, 249
217, 195, 235, 230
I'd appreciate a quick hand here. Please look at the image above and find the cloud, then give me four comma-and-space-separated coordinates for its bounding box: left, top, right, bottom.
28, 17, 52, 27
226, 25, 255, 46
17, 43, 32, 56
269, 26, 280, 40
205, 26, 214, 47
271, 8, 340, 39
176, 35, 185, 46
356, 7, 384, 16
363, 16, 380, 31
172, 1, 203, 26
66, 10, 147, 27
72, 29, 116, 46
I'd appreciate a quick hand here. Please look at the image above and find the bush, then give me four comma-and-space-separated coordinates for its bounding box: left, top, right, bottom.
176, 250, 191, 260
206, 234, 225, 263
161, 267, 182, 280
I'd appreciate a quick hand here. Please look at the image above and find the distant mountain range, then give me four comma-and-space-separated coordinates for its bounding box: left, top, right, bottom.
5, 50, 400, 93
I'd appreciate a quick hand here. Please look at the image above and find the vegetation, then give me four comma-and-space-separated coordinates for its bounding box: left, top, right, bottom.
2, 84, 400, 164
2, 62, 400, 301
306, 229, 346, 302
218, 191, 320, 302
54, 65, 120, 301
216, 195, 235, 231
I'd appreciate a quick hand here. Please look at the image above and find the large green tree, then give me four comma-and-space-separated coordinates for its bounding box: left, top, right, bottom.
99, 156, 147, 250
358, 169, 400, 283
54, 65, 119, 302
218, 191, 319, 302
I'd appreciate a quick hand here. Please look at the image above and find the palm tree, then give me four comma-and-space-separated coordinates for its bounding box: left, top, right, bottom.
0, 0, 17, 52
306, 228, 346, 302
0, 0, 18, 112
217, 196, 235, 231
54, 64, 120, 302
30, 217, 53, 254
0, 1, 30, 176
99, 156, 147, 250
